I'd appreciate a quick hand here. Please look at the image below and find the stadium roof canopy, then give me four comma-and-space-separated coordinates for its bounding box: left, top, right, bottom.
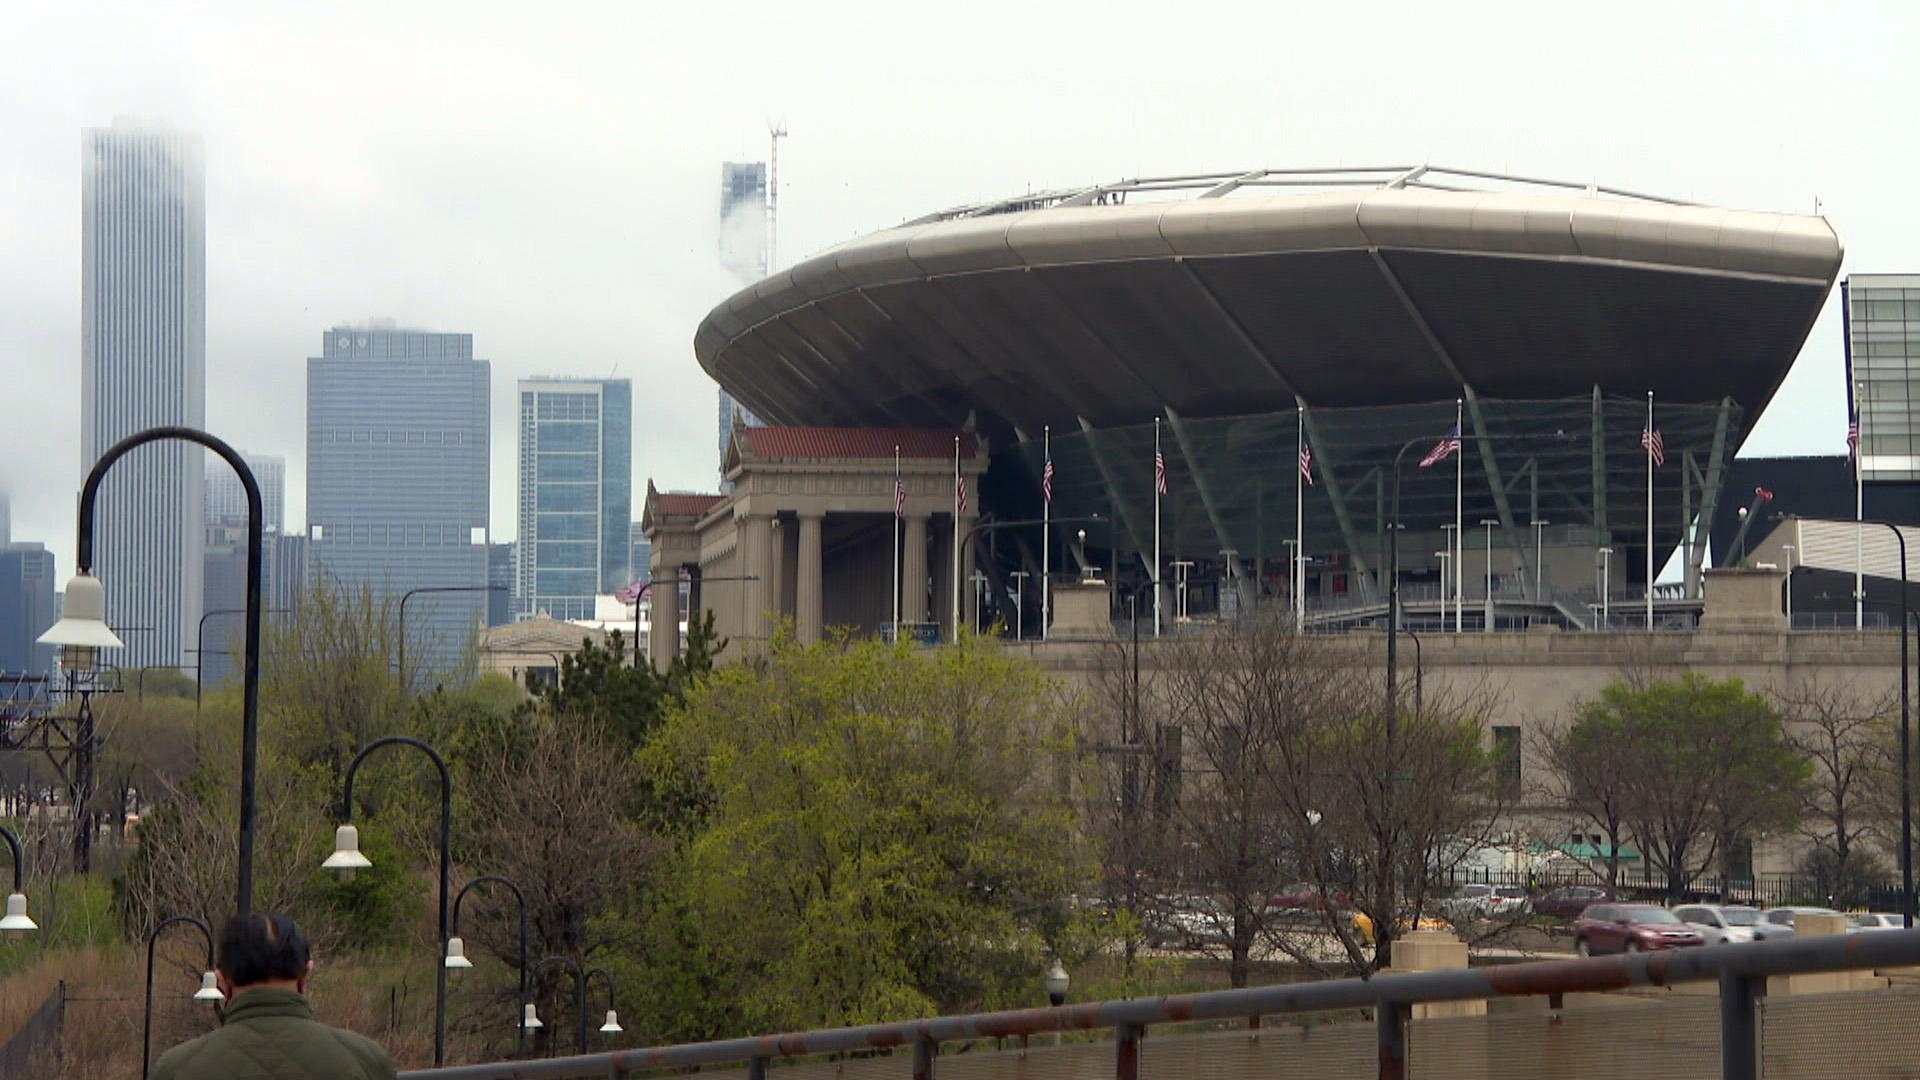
696, 165, 1842, 444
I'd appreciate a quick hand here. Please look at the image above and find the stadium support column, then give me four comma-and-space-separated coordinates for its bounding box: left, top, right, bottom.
650, 566, 681, 669
744, 514, 775, 645
902, 514, 930, 625
796, 512, 823, 644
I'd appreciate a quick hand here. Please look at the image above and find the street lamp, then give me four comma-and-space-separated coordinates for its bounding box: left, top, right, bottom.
1479, 519, 1500, 632
141, 915, 221, 1080
449, 874, 529, 1059
1598, 547, 1615, 625
328, 736, 453, 1066
587, 967, 622, 1035
1531, 519, 1552, 600
398, 585, 506, 691
195, 607, 288, 708
533, 955, 589, 1055
43, 425, 267, 915
1044, 959, 1069, 1007
0, 826, 36, 933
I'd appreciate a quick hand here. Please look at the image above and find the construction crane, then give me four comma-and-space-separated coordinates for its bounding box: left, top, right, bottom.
767, 120, 787, 276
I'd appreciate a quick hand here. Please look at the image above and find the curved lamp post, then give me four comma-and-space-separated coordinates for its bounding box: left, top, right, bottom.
586, 967, 622, 1035
0, 826, 36, 934
141, 914, 222, 1080
327, 736, 452, 1066
449, 874, 530, 1059
530, 955, 588, 1055
41, 426, 265, 914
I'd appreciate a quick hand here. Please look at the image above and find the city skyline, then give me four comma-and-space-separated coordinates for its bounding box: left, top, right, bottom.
81, 117, 206, 670
4, 3, 1919, 586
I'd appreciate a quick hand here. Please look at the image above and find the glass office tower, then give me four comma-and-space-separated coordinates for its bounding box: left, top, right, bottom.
1847, 274, 1920, 482
516, 378, 632, 620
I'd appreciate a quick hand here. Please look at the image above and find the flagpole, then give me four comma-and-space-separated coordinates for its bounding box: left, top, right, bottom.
1154, 417, 1163, 637
1042, 425, 1051, 642
1856, 379, 1865, 632
1454, 397, 1464, 633
952, 435, 962, 637
892, 445, 901, 635
1646, 390, 1655, 633
1295, 407, 1305, 632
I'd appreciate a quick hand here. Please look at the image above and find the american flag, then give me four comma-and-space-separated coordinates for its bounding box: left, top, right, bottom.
1042, 456, 1054, 505
895, 471, 906, 519
614, 580, 645, 606
1299, 442, 1314, 486
957, 474, 968, 514
1848, 416, 1861, 462
1642, 421, 1665, 467
1154, 448, 1168, 496
1418, 424, 1461, 468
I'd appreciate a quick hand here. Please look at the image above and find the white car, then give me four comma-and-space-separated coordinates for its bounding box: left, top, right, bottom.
1438, 883, 1531, 920
1846, 912, 1908, 932
1673, 904, 1762, 944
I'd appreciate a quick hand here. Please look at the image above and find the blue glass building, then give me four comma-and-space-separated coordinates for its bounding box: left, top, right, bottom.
516, 378, 632, 620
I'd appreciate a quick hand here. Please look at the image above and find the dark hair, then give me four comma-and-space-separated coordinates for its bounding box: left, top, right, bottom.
217, 913, 310, 987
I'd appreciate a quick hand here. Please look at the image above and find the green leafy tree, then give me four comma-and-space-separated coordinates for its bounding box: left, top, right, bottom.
638, 630, 1090, 1039
1568, 675, 1808, 901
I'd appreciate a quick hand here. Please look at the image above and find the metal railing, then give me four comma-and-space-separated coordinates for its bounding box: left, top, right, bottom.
397, 931, 1920, 1080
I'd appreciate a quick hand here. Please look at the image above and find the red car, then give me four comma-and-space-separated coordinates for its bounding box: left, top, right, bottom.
1573, 903, 1705, 955
1267, 882, 1349, 913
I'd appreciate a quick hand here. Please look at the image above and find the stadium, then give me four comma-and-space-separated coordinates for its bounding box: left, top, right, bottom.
679, 166, 1842, 640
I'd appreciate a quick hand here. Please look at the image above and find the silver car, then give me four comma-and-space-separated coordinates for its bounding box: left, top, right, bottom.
1674, 904, 1762, 944
1754, 906, 1839, 941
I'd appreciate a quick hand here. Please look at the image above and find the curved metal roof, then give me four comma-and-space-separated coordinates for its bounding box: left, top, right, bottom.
697, 167, 1842, 438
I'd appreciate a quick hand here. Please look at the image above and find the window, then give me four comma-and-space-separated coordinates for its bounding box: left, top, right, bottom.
1492, 725, 1521, 799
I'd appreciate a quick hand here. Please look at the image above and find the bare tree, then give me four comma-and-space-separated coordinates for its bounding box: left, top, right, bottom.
1533, 714, 1636, 888
1773, 678, 1895, 896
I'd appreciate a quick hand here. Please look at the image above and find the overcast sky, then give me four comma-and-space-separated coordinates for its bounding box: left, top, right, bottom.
3, 0, 1914, 577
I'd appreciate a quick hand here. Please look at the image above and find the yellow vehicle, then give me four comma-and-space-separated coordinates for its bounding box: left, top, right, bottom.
1351, 911, 1450, 946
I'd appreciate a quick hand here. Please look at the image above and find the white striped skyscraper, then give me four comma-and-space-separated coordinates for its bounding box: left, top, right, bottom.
82, 119, 206, 670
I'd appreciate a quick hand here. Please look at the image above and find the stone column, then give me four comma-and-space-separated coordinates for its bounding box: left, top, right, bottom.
768, 517, 786, 630
902, 515, 929, 624
797, 512, 824, 644
649, 568, 681, 670
745, 514, 775, 641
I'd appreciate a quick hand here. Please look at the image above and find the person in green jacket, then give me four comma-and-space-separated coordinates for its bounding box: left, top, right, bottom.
151, 912, 395, 1080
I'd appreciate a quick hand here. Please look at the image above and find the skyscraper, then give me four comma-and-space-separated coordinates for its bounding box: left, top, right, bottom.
205, 453, 285, 533
82, 119, 206, 669
1846, 274, 1920, 482
0, 544, 58, 677
628, 522, 651, 586
307, 325, 490, 680
516, 378, 631, 620
717, 161, 768, 468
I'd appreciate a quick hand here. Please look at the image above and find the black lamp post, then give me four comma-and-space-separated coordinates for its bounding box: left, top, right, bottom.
194, 607, 288, 708
1857, 519, 1915, 929
41, 425, 265, 917
141, 914, 223, 1080
586, 967, 623, 1036
326, 736, 453, 1066
448, 874, 530, 1059
0, 826, 37, 934
397, 585, 506, 691
531, 955, 589, 1055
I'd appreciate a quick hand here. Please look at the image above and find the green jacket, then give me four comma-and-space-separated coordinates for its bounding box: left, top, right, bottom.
150, 987, 395, 1080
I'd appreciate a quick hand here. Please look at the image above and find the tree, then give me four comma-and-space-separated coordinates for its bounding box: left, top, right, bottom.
1773, 679, 1896, 903
1104, 614, 1498, 978
1535, 710, 1637, 888
638, 630, 1090, 1039
1565, 675, 1808, 901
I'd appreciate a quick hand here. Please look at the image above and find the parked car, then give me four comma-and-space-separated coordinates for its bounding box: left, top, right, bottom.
1846, 912, 1908, 932
1437, 884, 1532, 920
1673, 904, 1762, 944
1573, 904, 1705, 955
1145, 894, 1227, 949
1352, 910, 1452, 946
1532, 885, 1617, 921
1267, 882, 1349, 914
1755, 906, 1840, 941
